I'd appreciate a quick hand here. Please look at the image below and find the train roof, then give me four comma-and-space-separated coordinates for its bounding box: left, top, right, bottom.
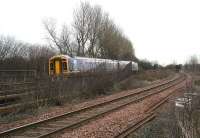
74, 56, 137, 63
49, 55, 71, 60
49, 55, 137, 64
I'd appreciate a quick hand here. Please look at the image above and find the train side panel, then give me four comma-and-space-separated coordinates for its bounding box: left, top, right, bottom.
49, 55, 139, 76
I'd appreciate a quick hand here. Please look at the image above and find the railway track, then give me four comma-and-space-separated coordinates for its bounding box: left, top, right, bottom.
0, 86, 48, 111
115, 75, 190, 138
0, 82, 34, 86
0, 80, 50, 109
0, 82, 35, 92
0, 74, 186, 138
0, 81, 48, 91
0, 86, 38, 95
0, 86, 48, 100
114, 93, 178, 138
115, 113, 156, 138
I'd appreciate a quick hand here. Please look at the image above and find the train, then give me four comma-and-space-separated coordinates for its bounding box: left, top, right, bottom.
49, 55, 138, 76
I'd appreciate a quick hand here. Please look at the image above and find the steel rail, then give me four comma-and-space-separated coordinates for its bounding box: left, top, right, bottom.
115, 113, 156, 138
0, 86, 48, 99
115, 79, 186, 138
37, 77, 185, 138
0, 82, 34, 86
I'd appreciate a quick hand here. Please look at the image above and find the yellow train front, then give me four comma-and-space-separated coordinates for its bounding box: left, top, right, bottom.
49, 55, 70, 76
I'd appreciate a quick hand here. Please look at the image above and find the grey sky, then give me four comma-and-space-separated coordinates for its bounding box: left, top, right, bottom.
0, 0, 200, 65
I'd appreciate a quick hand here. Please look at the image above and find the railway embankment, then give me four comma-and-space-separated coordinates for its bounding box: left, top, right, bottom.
0, 70, 173, 133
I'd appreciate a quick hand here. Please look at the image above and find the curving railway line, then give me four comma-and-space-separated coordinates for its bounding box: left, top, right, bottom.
0, 73, 187, 138
114, 95, 175, 138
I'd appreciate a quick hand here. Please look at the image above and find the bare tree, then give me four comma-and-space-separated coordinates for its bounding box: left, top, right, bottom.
186, 55, 199, 71
28, 45, 55, 74
119, 37, 135, 60
98, 16, 133, 60
59, 25, 73, 55
0, 35, 14, 60
8, 42, 29, 58
43, 18, 72, 56
43, 1, 136, 60
87, 5, 103, 57
73, 2, 92, 56
97, 15, 117, 58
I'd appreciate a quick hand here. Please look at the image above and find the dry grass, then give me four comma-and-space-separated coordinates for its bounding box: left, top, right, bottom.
0, 69, 172, 122
134, 69, 173, 81
110, 69, 173, 93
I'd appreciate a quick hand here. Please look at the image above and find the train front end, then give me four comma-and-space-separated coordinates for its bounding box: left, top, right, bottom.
49, 55, 69, 76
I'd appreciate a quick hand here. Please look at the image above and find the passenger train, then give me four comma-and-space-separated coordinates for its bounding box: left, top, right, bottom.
49, 55, 138, 76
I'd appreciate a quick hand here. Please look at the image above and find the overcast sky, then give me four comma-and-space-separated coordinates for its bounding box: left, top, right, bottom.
0, 0, 200, 65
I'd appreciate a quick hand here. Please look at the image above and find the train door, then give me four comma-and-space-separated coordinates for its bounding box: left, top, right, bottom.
55, 60, 61, 75
62, 60, 68, 74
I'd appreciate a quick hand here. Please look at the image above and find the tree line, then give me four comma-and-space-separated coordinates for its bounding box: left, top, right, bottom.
164, 55, 200, 72
43, 2, 136, 61
184, 55, 200, 72
0, 35, 55, 76
0, 2, 136, 77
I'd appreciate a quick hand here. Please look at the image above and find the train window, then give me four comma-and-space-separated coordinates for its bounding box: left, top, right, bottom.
50, 63, 54, 70
63, 62, 68, 70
